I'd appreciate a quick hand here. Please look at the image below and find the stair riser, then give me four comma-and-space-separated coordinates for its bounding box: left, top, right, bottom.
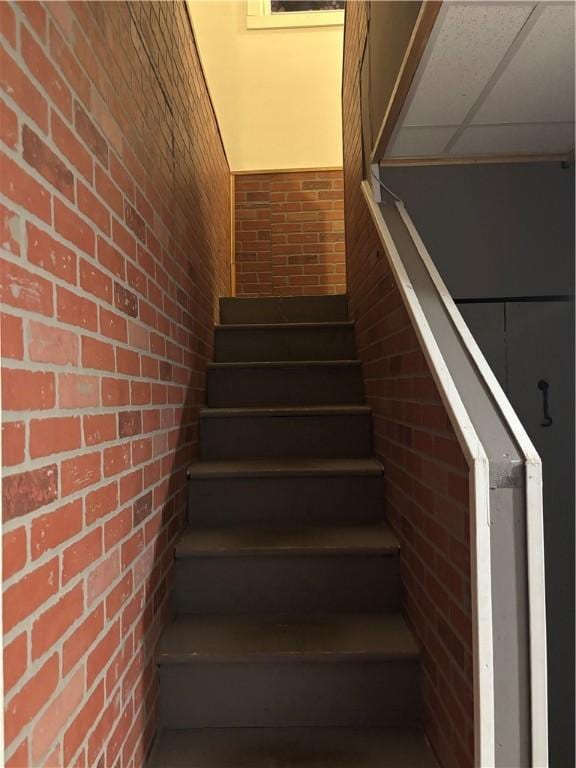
174, 555, 400, 613
220, 295, 348, 325
188, 475, 385, 526
214, 326, 356, 362
150, 727, 440, 768
160, 661, 420, 728
200, 413, 372, 460
207, 365, 364, 408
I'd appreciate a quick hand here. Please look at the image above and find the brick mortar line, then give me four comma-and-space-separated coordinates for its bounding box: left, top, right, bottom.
407, 596, 473, 688
0, 115, 197, 323
1, 429, 187, 483
410, 610, 472, 729
365, 396, 448, 415
401, 558, 472, 669
394, 526, 471, 616
6, 572, 164, 753
375, 429, 468, 477
394, 498, 472, 571
1, 354, 193, 382
125, 2, 174, 123
373, 428, 468, 474
2, 407, 193, 433
4, 513, 175, 667
3, 436, 193, 532
401, 532, 472, 617
1, 401, 196, 429
11, 2, 181, 227
403, 540, 472, 608
382, 459, 470, 526
5, 572, 173, 766
369, 401, 461, 429
0, 197, 197, 346
2, 443, 182, 584
0, 269, 200, 367
355, 324, 421, 349
2, 16, 97, 161
425, 666, 471, 745
3, 518, 180, 712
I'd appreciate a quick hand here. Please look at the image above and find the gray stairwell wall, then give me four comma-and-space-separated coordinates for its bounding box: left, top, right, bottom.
381, 162, 574, 299
381, 160, 575, 767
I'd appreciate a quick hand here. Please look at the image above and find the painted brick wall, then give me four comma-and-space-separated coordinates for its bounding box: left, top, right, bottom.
234, 170, 346, 297
342, 5, 474, 768
1, 2, 230, 767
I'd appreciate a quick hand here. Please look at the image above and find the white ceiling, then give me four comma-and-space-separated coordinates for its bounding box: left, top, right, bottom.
386, 1, 575, 160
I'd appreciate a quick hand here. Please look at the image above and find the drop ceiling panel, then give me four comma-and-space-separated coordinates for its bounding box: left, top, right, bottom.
381, 0, 574, 160
451, 122, 575, 155
402, 2, 535, 127
473, 4, 576, 125
388, 126, 458, 157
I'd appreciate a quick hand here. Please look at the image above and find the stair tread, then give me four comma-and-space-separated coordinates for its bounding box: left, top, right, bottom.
208, 359, 361, 369
216, 321, 354, 331
158, 612, 418, 663
200, 405, 371, 418
150, 726, 438, 767
187, 457, 384, 479
176, 523, 398, 557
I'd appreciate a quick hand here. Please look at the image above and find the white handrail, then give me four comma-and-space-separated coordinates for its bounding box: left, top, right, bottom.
361, 180, 496, 766
395, 201, 548, 768
362, 178, 548, 766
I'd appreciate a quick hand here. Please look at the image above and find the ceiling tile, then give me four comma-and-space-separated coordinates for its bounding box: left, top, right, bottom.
450, 122, 575, 155
473, 3, 576, 125
388, 126, 457, 157
401, 2, 535, 127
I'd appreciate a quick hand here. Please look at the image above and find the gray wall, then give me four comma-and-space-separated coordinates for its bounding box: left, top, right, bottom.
381, 160, 574, 767
381, 162, 575, 299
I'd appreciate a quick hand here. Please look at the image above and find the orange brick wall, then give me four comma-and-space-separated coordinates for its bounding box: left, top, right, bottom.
234, 170, 346, 297
343, 5, 474, 768
1, 2, 230, 767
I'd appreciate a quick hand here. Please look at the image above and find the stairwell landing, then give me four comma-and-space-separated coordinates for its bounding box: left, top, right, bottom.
150, 295, 438, 767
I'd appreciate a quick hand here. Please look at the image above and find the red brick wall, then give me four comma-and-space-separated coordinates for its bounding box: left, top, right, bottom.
1, 2, 230, 766
343, 5, 474, 768
234, 170, 346, 297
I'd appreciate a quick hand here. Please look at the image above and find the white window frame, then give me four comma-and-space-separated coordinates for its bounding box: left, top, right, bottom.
246, 0, 344, 30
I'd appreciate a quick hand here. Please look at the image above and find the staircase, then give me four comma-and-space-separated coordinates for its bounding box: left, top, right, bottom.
150, 295, 438, 767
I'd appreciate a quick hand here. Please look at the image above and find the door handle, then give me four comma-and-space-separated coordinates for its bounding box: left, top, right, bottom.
537, 379, 553, 427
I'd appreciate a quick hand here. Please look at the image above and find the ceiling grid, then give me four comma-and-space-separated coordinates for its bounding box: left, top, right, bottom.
386, 0, 575, 161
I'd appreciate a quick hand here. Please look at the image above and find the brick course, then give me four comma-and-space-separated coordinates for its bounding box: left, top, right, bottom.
343, 5, 474, 767
1, 2, 230, 766
234, 170, 346, 297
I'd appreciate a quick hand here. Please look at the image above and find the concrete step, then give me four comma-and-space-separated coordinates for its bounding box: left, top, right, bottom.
150, 727, 439, 768
158, 613, 420, 728
173, 524, 400, 614
219, 294, 348, 325
187, 458, 385, 526
214, 322, 356, 362
206, 360, 364, 408
199, 406, 373, 460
